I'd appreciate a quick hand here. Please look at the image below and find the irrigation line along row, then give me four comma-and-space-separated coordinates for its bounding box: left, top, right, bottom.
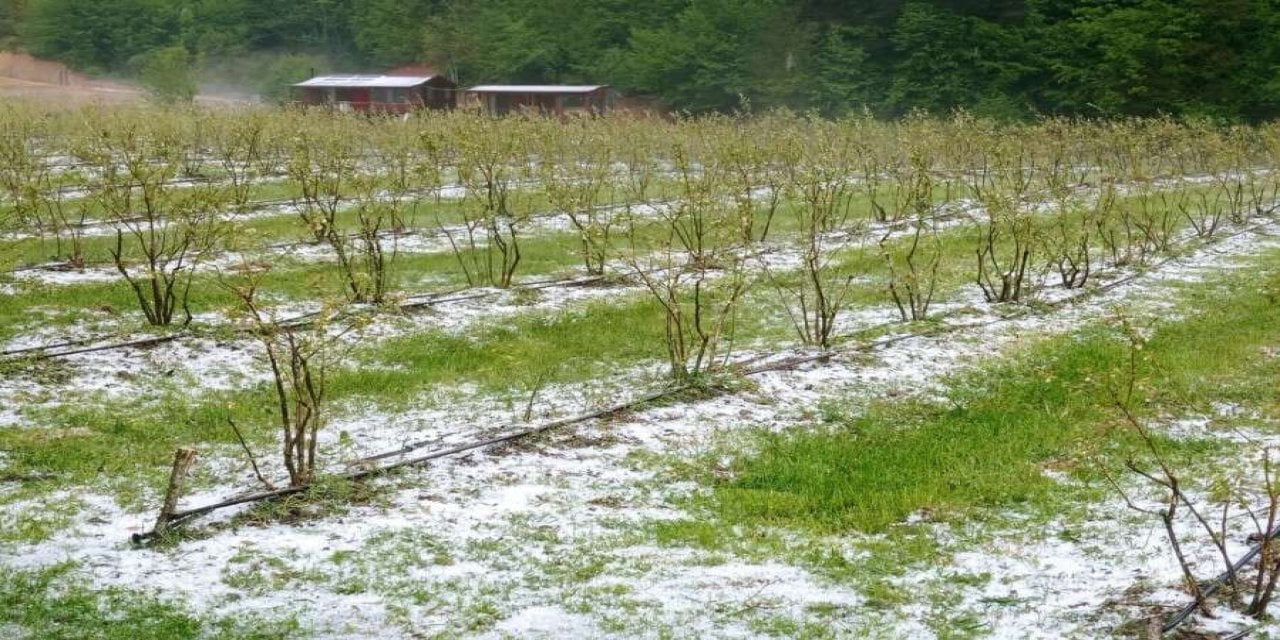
3, 181, 681, 276
0, 211, 793, 360
116, 310, 1080, 543
2, 187, 1266, 355
0, 271, 609, 360
257, 195, 683, 253
128, 214, 1279, 544
0, 229, 799, 360
5, 194, 297, 274
7, 163, 1238, 277
0, 184, 980, 359
11, 198, 1277, 362
130, 386, 675, 544
126, 315, 975, 544
1160, 521, 1280, 634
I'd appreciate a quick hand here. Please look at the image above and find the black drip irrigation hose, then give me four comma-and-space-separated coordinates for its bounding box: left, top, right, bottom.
0, 200, 299, 276
0, 272, 609, 361
2, 181, 677, 276
0, 231, 736, 362
7, 206, 1271, 360
1161, 523, 1280, 634
131, 387, 674, 544
124, 217, 1269, 545
120, 304, 1045, 545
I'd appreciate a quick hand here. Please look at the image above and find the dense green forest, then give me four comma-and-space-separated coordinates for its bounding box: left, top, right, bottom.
1, 0, 1278, 119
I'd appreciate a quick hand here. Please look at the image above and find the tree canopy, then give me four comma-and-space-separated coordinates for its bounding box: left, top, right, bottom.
3, 0, 1278, 119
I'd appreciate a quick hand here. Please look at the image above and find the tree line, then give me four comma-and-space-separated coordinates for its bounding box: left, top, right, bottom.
1, 0, 1277, 120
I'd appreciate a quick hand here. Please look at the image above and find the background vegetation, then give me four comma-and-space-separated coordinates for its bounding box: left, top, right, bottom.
0, 0, 1277, 119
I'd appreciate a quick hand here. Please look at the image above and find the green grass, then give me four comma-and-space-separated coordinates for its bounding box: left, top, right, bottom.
344, 293, 672, 397
0, 496, 84, 544
0, 563, 299, 640
0, 221, 589, 343
0, 397, 250, 506
0, 190, 758, 341
5, 191, 1267, 495
2, 172, 1274, 515
0, 291, 672, 486
2, 173, 1240, 347
628, 248, 1280, 635
710, 254, 1280, 534
647, 514, 943, 608
0, 171, 686, 270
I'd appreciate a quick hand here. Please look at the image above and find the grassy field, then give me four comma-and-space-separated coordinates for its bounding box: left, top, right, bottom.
2, 107, 1280, 638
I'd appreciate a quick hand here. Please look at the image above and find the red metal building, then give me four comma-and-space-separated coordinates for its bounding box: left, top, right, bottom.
293, 75, 458, 113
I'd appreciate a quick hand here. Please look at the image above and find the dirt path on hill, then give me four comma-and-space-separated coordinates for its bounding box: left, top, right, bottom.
0, 51, 248, 107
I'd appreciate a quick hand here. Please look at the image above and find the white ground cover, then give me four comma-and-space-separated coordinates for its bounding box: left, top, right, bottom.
0, 238, 851, 430
0, 191, 680, 291
4, 161, 1219, 289
0, 277, 645, 428
11, 264, 123, 285
2, 209, 1278, 639
0, 189, 924, 425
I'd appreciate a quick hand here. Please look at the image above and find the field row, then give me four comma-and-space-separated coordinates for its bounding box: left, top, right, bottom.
3, 197, 1278, 638
6, 110, 1280, 638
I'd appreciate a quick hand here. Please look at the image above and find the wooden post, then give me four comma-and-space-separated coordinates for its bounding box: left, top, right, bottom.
153, 447, 198, 536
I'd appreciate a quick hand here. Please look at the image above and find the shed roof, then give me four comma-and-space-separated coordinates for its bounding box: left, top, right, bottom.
468, 85, 607, 94
294, 75, 441, 88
